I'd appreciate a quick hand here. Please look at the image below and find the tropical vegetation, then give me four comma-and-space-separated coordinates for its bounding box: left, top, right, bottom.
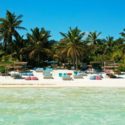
0, 10, 125, 71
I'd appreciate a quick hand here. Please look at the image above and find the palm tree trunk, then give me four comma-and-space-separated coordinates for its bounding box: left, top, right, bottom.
73, 57, 75, 70
3, 38, 7, 51
38, 54, 40, 66
75, 56, 78, 70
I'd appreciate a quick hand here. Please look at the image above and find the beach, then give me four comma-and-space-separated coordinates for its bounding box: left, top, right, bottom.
0, 75, 125, 88
0, 69, 124, 88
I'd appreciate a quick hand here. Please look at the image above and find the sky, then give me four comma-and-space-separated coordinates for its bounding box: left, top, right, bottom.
0, 0, 125, 40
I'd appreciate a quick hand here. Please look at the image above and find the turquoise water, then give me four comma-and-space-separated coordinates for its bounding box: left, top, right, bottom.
0, 88, 125, 125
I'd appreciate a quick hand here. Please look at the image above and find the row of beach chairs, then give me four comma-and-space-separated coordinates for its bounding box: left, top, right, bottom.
42, 70, 86, 80
10, 69, 102, 80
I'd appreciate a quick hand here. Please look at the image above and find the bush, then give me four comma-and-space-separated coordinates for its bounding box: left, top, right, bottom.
118, 65, 125, 72
0, 66, 6, 73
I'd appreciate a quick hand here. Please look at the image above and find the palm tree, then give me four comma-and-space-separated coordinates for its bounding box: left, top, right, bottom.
0, 10, 25, 52
102, 37, 124, 63
52, 39, 68, 65
60, 27, 85, 69
103, 36, 114, 55
87, 31, 101, 45
21, 27, 51, 66
112, 38, 125, 63
120, 29, 125, 38
85, 32, 102, 62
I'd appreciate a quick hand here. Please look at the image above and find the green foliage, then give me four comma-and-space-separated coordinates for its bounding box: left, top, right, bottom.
60, 27, 85, 69
0, 10, 25, 56
118, 65, 125, 72
0, 66, 6, 73
0, 55, 18, 63
1, 10, 125, 68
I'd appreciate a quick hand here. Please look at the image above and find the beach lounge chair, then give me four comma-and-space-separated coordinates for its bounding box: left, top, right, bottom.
13, 74, 22, 79
67, 73, 72, 76
43, 75, 53, 79
74, 74, 83, 79
73, 71, 85, 79
27, 72, 34, 76
45, 67, 53, 71
25, 76, 31, 80
89, 75, 96, 80
25, 76, 38, 80
96, 75, 102, 80
59, 73, 63, 77
21, 71, 34, 79
74, 71, 78, 75
89, 75, 102, 80
62, 75, 72, 80
43, 72, 53, 79
10, 72, 22, 79
30, 76, 38, 80
35, 68, 44, 72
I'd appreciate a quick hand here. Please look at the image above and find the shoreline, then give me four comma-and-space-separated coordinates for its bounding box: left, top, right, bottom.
0, 77, 125, 88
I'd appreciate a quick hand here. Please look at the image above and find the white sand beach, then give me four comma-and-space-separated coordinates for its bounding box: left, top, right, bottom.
0, 69, 125, 88
0, 78, 125, 88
